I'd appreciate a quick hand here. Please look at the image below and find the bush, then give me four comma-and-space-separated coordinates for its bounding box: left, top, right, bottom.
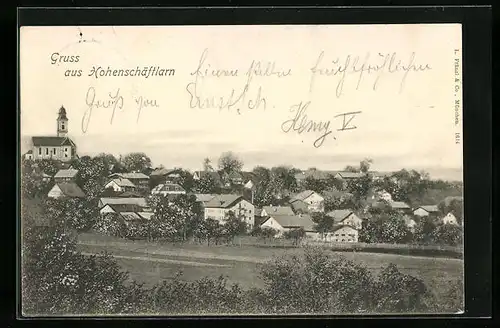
257, 247, 429, 314
151, 274, 244, 314
22, 225, 145, 315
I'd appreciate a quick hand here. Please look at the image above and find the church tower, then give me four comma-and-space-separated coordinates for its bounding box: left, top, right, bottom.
57, 106, 68, 137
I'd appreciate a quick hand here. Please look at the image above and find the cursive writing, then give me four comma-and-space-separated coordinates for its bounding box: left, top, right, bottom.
310, 51, 432, 97
186, 49, 268, 113
281, 101, 334, 148
281, 101, 362, 148
81, 87, 158, 133
135, 96, 160, 123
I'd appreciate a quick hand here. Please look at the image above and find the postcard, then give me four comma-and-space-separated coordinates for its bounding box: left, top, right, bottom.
19, 24, 464, 316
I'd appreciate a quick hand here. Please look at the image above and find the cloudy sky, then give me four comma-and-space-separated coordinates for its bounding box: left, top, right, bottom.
20, 25, 463, 180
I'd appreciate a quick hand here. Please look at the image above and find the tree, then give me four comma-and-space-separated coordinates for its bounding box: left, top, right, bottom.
93, 212, 127, 238
176, 169, 196, 193
95, 153, 124, 173
311, 212, 334, 241
270, 166, 299, 193
359, 158, 373, 174
42, 197, 99, 233
284, 227, 306, 246
373, 263, 428, 313
302, 176, 329, 194
203, 158, 213, 171
343, 165, 359, 173
346, 174, 373, 209
195, 173, 221, 194
358, 218, 383, 243
380, 214, 413, 244
204, 218, 224, 246
413, 216, 438, 245
432, 223, 463, 246
223, 211, 248, 243
22, 225, 147, 315
121, 152, 152, 173
218, 151, 243, 174
71, 156, 109, 198
21, 159, 54, 199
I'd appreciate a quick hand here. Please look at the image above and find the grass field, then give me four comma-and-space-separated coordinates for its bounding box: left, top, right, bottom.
77, 232, 464, 305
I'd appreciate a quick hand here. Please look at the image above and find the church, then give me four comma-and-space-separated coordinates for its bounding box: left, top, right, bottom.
24, 106, 78, 162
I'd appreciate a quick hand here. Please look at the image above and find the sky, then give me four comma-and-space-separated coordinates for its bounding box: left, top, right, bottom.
20, 25, 463, 180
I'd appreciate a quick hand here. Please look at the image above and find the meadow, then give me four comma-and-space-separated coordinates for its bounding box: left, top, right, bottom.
77, 232, 464, 304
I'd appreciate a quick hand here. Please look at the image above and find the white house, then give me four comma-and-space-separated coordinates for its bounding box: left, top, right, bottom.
261, 205, 295, 217
204, 194, 255, 230
327, 225, 359, 243
413, 205, 440, 217
326, 209, 362, 230
260, 213, 317, 239
291, 190, 325, 212
109, 172, 149, 191
151, 183, 186, 196
48, 182, 85, 199
442, 212, 459, 225
104, 178, 137, 193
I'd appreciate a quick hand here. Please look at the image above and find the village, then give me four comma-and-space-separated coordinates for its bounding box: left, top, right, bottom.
22, 107, 464, 248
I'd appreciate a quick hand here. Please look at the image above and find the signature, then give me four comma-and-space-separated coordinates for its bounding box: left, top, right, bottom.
309, 51, 432, 97
81, 87, 159, 133
281, 101, 362, 148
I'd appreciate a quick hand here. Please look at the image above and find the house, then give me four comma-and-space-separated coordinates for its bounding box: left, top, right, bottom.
442, 212, 459, 225
193, 193, 217, 205
193, 170, 222, 182
413, 205, 440, 217
53, 168, 79, 183
109, 172, 149, 191
261, 205, 295, 217
222, 171, 244, 186
25, 106, 77, 162
326, 209, 362, 230
334, 171, 365, 180
103, 178, 137, 193
100, 203, 146, 215
150, 168, 182, 181
291, 190, 325, 212
98, 197, 148, 210
328, 225, 359, 243
289, 198, 310, 213
389, 201, 412, 213
368, 171, 396, 181
137, 212, 154, 220
48, 182, 85, 199
204, 194, 255, 230
260, 213, 317, 238
151, 183, 186, 196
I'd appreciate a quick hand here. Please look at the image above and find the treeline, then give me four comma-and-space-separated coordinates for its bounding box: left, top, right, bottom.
22, 223, 463, 315
21, 152, 463, 211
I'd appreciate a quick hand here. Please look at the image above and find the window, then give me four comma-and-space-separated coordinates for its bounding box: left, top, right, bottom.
341, 234, 345, 236
38, 148, 41, 155
342, 239, 345, 242
53, 148, 56, 154
65, 154, 68, 158
61, 123, 65, 130
45, 148, 48, 155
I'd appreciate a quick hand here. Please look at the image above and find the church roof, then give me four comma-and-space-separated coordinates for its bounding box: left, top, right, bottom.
32, 136, 75, 147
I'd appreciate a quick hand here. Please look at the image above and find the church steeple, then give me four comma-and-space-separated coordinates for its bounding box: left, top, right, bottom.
57, 105, 68, 137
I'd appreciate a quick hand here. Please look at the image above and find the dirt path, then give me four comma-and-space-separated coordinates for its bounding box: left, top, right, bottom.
78, 241, 269, 264
79, 251, 233, 267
